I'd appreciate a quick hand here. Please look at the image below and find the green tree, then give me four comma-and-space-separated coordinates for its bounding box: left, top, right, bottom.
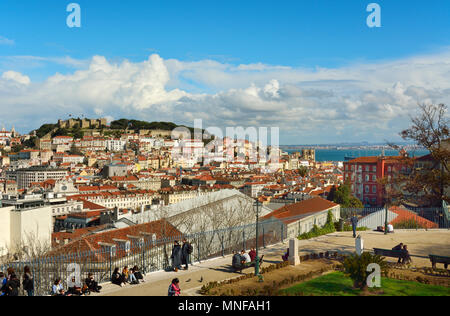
333, 183, 363, 208
327, 185, 337, 202
298, 166, 309, 177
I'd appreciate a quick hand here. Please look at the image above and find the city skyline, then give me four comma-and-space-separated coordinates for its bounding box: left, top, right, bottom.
1, 0, 450, 144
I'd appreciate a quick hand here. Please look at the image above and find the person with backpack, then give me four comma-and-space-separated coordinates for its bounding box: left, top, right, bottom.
22, 266, 34, 296
181, 238, 193, 270
168, 278, 180, 296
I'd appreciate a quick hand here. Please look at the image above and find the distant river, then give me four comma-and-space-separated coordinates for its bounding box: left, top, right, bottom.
284, 149, 429, 162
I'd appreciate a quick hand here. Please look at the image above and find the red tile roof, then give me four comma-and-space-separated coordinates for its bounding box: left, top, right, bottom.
262, 197, 338, 224
389, 206, 438, 229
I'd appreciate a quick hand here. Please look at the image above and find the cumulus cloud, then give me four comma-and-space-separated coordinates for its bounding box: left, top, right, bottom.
0, 36, 14, 46
2, 71, 30, 85
1, 50, 450, 143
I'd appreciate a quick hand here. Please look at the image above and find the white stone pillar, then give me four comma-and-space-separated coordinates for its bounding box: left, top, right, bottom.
288, 239, 300, 266
355, 235, 364, 255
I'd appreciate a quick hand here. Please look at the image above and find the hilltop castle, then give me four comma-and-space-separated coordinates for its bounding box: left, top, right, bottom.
57, 118, 107, 129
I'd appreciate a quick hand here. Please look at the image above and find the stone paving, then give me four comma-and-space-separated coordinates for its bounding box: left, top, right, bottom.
94, 229, 450, 296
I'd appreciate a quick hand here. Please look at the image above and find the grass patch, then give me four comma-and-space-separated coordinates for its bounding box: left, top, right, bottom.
279, 272, 450, 296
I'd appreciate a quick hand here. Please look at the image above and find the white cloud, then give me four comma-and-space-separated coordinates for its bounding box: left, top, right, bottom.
2, 71, 30, 85
0, 36, 14, 46
1, 50, 450, 143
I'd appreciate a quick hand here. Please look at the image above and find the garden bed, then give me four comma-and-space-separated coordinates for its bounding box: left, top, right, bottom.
201, 258, 340, 296
279, 272, 449, 296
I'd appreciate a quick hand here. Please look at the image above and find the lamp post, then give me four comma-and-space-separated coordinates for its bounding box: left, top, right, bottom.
254, 199, 263, 282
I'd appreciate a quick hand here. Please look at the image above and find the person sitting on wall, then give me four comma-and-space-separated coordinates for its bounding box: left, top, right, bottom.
85, 273, 102, 293
282, 248, 289, 262
232, 250, 245, 273
392, 243, 404, 263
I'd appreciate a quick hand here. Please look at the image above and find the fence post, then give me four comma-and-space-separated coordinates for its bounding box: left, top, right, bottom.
221, 235, 225, 257
263, 226, 266, 248
281, 224, 284, 243
242, 230, 246, 250
142, 240, 145, 274
108, 248, 112, 280
197, 236, 201, 262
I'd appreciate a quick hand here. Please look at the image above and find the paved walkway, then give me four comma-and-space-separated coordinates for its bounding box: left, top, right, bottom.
94, 229, 450, 296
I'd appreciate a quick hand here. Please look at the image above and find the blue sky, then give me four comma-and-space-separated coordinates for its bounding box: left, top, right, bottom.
0, 0, 450, 144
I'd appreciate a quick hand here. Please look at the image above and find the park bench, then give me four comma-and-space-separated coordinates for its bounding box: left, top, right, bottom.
429, 254, 450, 269
373, 248, 404, 259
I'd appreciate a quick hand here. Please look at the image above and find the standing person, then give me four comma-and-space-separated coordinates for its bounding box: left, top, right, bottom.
168, 278, 181, 296
4, 273, 20, 296
181, 238, 193, 271
171, 241, 182, 272
22, 266, 34, 296
351, 214, 358, 238
249, 248, 256, 262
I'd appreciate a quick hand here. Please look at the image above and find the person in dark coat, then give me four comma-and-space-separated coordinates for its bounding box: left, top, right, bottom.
4, 273, 20, 296
111, 267, 125, 287
132, 266, 144, 282
232, 250, 244, 273
181, 239, 192, 270
85, 273, 102, 293
23, 266, 34, 296
350, 214, 358, 238
171, 241, 182, 272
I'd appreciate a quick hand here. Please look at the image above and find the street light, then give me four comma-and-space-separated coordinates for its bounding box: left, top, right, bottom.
254, 199, 264, 282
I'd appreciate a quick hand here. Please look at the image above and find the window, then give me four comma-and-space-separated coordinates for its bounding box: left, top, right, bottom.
373, 166, 377, 172
365, 175, 369, 182
372, 175, 376, 181
365, 166, 370, 172
365, 185, 369, 193
372, 186, 376, 193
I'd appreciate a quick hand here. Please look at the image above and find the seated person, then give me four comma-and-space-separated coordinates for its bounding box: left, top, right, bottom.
111, 268, 125, 287
401, 245, 412, 264
132, 266, 144, 282
67, 277, 83, 296
122, 266, 130, 284
387, 224, 394, 233
232, 251, 245, 272
282, 248, 289, 262
248, 248, 256, 262
241, 250, 251, 266
85, 273, 102, 293
392, 243, 404, 263
128, 270, 139, 285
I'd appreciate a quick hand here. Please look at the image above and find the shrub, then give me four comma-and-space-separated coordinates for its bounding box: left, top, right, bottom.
298, 210, 336, 240
342, 252, 388, 289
